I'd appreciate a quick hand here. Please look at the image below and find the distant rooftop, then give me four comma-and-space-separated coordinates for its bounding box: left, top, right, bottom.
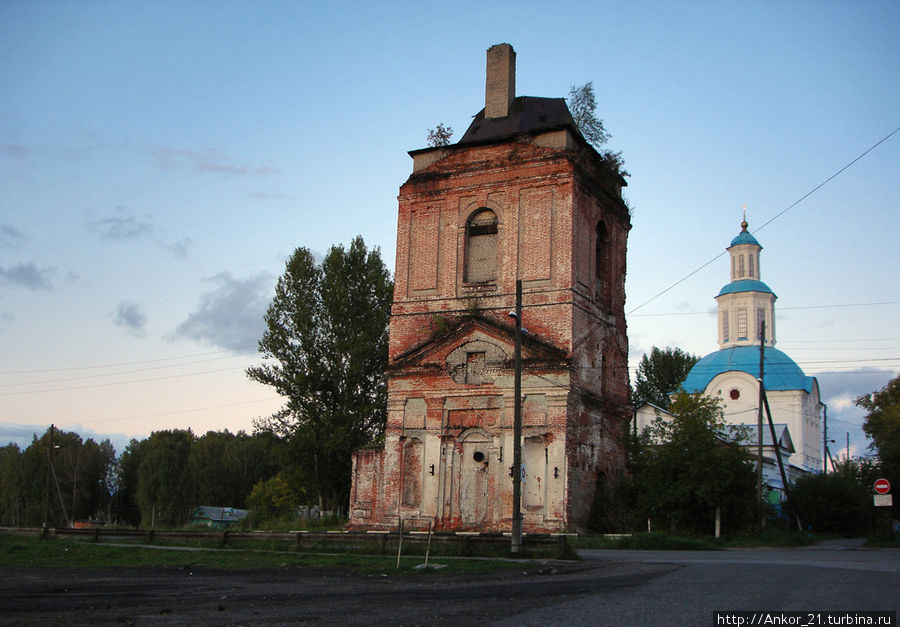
458, 96, 577, 146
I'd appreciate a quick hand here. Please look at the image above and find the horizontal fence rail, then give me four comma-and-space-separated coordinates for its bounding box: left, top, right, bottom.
0, 526, 576, 552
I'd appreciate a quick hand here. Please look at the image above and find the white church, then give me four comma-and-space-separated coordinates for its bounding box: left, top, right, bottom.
637, 217, 824, 487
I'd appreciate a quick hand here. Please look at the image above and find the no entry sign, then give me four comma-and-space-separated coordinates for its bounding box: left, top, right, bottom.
874, 478, 891, 494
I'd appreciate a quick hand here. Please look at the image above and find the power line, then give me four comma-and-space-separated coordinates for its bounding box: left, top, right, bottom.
0, 366, 247, 396
0, 354, 256, 387
77, 397, 282, 426
627, 126, 900, 316
630, 301, 900, 317
0, 349, 252, 375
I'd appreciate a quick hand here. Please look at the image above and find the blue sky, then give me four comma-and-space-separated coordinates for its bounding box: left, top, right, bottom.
1, 0, 897, 460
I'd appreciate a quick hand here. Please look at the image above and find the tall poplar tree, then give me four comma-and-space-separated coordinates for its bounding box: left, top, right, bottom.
247, 236, 392, 514
632, 346, 699, 410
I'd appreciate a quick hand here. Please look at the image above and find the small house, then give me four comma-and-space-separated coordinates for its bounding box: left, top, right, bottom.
189, 506, 248, 529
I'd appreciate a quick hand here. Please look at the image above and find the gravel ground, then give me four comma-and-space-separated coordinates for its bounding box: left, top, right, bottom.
0, 559, 675, 625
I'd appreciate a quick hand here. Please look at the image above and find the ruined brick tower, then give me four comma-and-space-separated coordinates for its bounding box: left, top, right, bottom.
349, 44, 631, 532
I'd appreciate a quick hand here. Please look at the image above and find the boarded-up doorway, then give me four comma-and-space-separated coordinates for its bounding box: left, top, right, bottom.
458, 432, 491, 526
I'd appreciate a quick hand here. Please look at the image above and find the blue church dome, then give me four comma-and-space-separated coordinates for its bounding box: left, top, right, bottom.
717, 279, 775, 297
730, 230, 761, 247
681, 345, 814, 394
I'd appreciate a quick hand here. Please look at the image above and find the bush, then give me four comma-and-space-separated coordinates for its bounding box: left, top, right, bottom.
791, 472, 871, 535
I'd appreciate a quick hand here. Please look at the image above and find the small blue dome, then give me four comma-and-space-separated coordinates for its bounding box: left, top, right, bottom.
717, 279, 775, 297
681, 345, 814, 394
730, 230, 761, 247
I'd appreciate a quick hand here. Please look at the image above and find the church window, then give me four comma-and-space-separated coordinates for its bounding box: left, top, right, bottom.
748, 253, 755, 278
757, 308, 766, 339
465, 352, 486, 384
738, 254, 745, 277
737, 309, 748, 339
722, 310, 729, 342
731, 256, 735, 280
595, 221, 610, 305
464, 209, 498, 283
730, 388, 740, 400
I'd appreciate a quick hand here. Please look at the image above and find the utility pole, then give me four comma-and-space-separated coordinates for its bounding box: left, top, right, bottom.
846, 432, 850, 462
822, 405, 828, 473
757, 322, 765, 529
511, 280, 523, 555
43, 424, 54, 530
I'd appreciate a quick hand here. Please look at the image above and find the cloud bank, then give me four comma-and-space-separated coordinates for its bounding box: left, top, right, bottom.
171, 272, 273, 352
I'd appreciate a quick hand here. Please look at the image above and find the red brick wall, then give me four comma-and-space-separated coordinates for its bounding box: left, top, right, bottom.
349, 136, 630, 532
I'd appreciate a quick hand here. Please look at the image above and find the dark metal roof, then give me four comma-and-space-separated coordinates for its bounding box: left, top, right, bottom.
458, 96, 578, 145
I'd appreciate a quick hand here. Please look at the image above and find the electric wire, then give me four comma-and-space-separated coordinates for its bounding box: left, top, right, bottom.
626, 126, 900, 316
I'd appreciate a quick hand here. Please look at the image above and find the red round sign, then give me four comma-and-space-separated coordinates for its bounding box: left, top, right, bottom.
874, 478, 891, 494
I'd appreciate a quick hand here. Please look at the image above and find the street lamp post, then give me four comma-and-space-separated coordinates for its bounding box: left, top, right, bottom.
511, 280, 523, 555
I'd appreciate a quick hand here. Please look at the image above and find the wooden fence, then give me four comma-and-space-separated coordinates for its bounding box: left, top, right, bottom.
1, 526, 573, 554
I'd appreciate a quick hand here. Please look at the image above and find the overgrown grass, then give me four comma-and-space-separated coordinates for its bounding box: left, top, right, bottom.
95, 530, 570, 559
712, 528, 819, 548
0, 533, 529, 576
572, 529, 824, 550
572, 532, 719, 550
864, 535, 900, 548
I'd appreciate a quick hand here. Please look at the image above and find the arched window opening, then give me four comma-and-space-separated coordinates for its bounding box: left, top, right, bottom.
401, 438, 423, 508
464, 209, 498, 283
595, 221, 610, 304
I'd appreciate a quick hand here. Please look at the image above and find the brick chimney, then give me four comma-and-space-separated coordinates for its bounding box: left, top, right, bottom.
485, 43, 516, 119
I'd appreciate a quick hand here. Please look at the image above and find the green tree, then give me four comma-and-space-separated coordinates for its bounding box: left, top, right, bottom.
632, 346, 699, 410
567, 82, 609, 148
792, 468, 871, 535
0, 444, 24, 526
636, 393, 756, 535
7, 428, 116, 527
189, 430, 280, 509
247, 473, 301, 524
111, 438, 147, 527
426, 123, 453, 147
856, 375, 900, 515
136, 429, 195, 527
248, 236, 393, 514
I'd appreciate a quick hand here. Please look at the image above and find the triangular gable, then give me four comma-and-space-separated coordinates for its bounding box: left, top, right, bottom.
391, 316, 567, 369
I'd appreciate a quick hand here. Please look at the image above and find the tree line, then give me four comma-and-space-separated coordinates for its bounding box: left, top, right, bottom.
0, 236, 393, 530
0, 427, 282, 528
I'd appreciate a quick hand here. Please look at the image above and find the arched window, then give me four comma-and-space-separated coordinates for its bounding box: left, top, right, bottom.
595, 221, 610, 304
464, 209, 498, 283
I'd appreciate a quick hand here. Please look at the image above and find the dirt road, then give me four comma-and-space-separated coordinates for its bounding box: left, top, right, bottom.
0, 560, 673, 625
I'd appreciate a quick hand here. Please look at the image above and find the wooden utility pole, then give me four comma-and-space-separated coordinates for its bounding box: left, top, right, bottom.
43, 424, 54, 530
511, 280, 523, 554
757, 323, 765, 529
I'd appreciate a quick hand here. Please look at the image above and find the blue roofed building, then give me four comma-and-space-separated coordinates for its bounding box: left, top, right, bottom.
681, 218, 823, 474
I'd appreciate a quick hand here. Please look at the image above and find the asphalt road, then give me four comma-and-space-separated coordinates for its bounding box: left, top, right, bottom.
500, 538, 900, 626
1, 538, 897, 626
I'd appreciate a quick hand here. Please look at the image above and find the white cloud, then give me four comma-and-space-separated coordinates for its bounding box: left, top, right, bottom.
171, 272, 273, 352
113, 301, 148, 336
0, 262, 55, 290
0, 224, 27, 248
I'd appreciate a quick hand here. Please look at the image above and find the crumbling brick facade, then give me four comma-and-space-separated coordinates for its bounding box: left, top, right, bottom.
349, 44, 631, 532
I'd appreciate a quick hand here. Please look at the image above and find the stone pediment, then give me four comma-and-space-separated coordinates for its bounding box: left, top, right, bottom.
391, 317, 567, 381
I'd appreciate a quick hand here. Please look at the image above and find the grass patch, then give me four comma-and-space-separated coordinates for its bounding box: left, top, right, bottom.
864, 535, 900, 548
571, 532, 719, 550
713, 528, 818, 548
0, 533, 530, 576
